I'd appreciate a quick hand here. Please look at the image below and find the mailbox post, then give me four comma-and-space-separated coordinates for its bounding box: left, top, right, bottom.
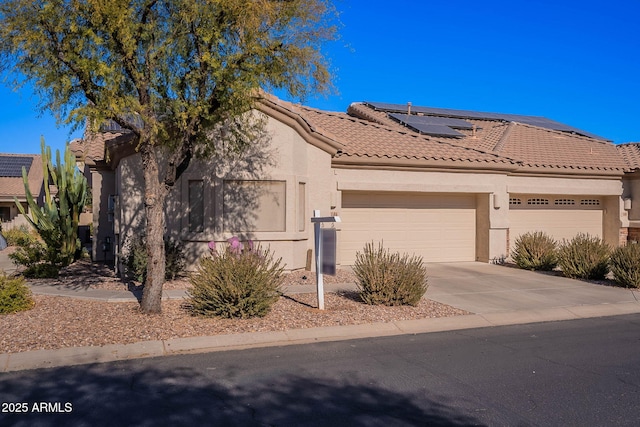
311, 210, 341, 310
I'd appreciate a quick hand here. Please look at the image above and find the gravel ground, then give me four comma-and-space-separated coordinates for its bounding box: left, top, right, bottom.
1, 259, 469, 354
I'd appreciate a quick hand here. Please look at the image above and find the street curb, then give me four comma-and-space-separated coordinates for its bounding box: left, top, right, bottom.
2, 303, 640, 373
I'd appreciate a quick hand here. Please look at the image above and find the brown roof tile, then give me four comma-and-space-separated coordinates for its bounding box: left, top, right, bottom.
616, 143, 640, 170
497, 123, 626, 171
79, 95, 628, 176
288, 104, 518, 168
71, 131, 135, 167
0, 154, 43, 201
347, 102, 627, 175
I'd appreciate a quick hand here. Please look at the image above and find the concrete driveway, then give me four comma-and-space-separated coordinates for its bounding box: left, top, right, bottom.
425, 262, 640, 315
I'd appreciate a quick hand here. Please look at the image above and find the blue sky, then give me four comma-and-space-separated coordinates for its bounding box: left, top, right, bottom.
1, 0, 639, 156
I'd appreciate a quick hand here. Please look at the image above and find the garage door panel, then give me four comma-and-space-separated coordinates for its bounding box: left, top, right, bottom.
510, 209, 602, 247
339, 192, 476, 264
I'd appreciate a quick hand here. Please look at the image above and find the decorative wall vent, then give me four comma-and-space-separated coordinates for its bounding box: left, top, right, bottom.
527, 198, 549, 205
554, 199, 575, 205
580, 199, 600, 206
509, 198, 521, 205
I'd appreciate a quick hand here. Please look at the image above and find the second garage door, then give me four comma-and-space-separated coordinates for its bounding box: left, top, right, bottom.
339, 192, 476, 265
508, 195, 603, 251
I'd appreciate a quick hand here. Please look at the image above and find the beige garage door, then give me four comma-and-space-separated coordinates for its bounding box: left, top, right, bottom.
339, 192, 476, 265
508, 195, 603, 250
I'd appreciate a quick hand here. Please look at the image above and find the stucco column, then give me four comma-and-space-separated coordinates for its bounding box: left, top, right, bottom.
476, 191, 509, 263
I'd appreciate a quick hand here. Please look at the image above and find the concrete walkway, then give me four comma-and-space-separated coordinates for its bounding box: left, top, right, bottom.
0, 248, 16, 275
2, 254, 640, 372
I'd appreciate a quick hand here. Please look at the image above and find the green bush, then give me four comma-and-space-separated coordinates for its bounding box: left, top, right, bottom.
557, 233, 610, 280
8, 235, 62, 278
511, 231, 558, 271
3, 225, 37, 247
122, 235, 186, 282
353, 242, 428, 306
187, 243, 283, 318
0, 273, 34, 314
164, 239, 186, 280
610, 243, 640, 288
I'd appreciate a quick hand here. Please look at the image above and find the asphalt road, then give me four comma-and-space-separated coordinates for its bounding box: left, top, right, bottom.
1, 314, 640, 426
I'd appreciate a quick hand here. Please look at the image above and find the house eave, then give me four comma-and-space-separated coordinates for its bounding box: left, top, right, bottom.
256, 97, 344, 156
511, 165, 626, 178
331, 155, 519, 173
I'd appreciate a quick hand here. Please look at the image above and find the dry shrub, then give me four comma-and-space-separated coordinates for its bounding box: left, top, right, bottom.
353, 242, 428, 306
511, 231, 558, 271
187, 244, 283, 318
610, 243, 640, 288
557, 233, 610, 280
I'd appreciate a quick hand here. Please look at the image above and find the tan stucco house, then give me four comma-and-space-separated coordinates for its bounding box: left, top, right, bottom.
0, 154, 44, 230
71, 94, 634, 271
616, 143, 640, 242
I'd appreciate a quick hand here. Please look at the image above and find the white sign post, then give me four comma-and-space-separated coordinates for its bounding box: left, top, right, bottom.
311, 210, 341, 310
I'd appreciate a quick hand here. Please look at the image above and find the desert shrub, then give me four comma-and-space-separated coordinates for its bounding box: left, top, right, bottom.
0, 273, 34, 314
557, 233, 610, 280
122, 235, 186, 282
122, 235, 147, 282
609, 243, 640, 288
164, 239, 186, 280
511, 231, 558, 271
8, 235, 62, 278
187, 242, 283, 318
3, 225, 37, 247
353, 242, 428, 306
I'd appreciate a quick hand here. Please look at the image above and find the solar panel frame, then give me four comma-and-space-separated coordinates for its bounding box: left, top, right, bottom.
0, 156, 33, 178
408, 123, 464, 137
367, 102, 608, 141
389, 113, 475, 130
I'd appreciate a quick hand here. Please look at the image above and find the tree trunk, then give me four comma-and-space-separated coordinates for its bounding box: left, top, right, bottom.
139, 144, 167, 314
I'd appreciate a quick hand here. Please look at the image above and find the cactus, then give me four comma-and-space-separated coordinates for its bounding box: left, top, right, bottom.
14, 138, 87, 267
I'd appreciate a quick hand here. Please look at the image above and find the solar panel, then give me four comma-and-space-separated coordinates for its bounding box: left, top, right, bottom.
365, 101, 411, 113
389, 113, 475, 130
388, 113, 466, 137
408, 123, 464, 137
367, 102, 608, 140
0, 156, 33, 178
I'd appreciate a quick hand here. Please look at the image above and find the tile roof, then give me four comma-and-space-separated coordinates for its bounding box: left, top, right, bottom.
616, 143, 640, 170
497, 123, 625, 171
347, 102, 627, 175
270, 100, 518, 170
0, 154, 43, 201
70, 131, 134, 166
78, 95, 629, 176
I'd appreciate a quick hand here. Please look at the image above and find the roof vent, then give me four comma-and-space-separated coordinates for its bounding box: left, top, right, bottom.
407, 102, 412, 116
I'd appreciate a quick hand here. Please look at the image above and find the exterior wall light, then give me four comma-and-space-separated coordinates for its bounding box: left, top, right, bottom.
493, 193, 502, 209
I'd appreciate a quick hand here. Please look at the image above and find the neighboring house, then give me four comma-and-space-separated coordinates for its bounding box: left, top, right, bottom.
72, 94, 632, 271
616, 143, 640, 242
0, 154, 44, 230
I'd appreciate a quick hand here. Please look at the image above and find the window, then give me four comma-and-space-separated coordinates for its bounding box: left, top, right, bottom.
0, 206, 9, 221
224, 180, 286, 232
298, 182, 306, 232
188, 180, 204, 232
